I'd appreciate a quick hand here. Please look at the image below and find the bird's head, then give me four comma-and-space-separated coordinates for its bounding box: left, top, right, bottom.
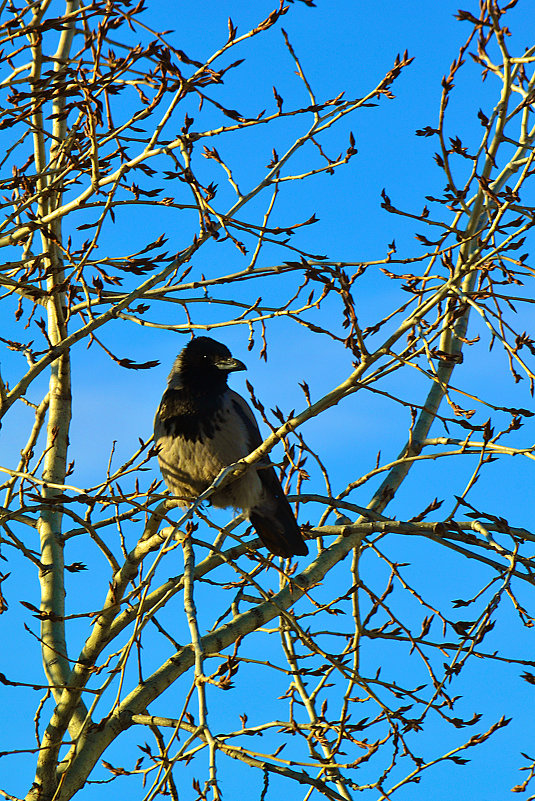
168, 337, 246, 390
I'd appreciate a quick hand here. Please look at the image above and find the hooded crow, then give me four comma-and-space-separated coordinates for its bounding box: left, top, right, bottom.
154, 337, 308, 557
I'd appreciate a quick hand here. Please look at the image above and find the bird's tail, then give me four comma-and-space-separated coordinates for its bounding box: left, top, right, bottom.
248, 467, 308, 557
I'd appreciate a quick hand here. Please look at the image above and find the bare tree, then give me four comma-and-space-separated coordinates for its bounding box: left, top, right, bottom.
1, 1, 534, 800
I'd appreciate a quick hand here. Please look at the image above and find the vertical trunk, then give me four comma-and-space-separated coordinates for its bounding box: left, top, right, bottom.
38, 306, 71, 689
30, 5, 86, 799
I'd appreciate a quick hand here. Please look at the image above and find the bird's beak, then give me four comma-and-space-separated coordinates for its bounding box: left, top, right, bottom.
216, 357, 246, 373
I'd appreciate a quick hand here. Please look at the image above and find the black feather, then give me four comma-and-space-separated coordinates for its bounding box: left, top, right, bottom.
249, 465, 308, 557
154, 337, 308, 557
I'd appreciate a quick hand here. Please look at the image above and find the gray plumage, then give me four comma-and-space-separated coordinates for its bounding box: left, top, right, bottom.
154, 337, 308, 557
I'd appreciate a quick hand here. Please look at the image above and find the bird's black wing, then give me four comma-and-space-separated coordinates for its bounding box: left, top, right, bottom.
229, 390, 308, 557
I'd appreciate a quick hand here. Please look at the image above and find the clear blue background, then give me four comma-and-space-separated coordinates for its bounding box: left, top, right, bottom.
1, 1, 534, 799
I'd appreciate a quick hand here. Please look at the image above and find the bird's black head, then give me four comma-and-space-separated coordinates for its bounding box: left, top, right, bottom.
168, 337, 246, 394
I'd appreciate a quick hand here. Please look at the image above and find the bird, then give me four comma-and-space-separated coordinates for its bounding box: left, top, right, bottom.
153, 336, 308, 557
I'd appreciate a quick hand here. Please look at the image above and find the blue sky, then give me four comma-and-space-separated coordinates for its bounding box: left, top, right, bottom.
1, 1, 535, 799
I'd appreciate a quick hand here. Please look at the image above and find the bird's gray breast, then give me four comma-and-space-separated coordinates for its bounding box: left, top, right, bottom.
154, 393, 262, 511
